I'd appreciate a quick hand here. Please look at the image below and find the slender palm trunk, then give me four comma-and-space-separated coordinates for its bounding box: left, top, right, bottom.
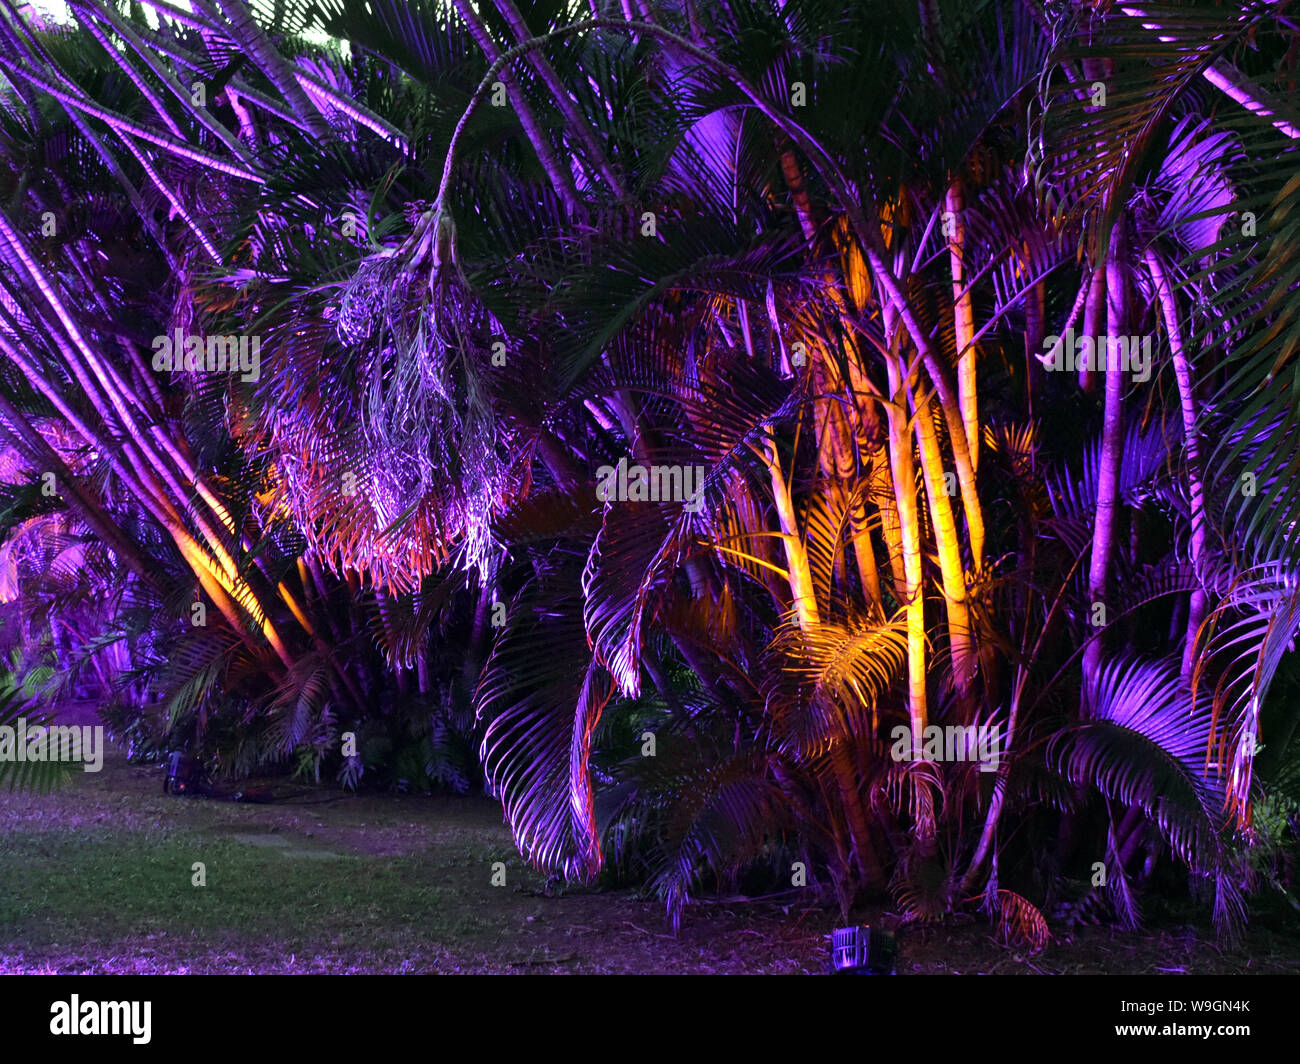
454, 0, 581, 212
946, 182, 980, 472
779, 145, 820, 242
201, 0, 331, 139
490, 0, 625, 197
871, 449, 908, 593
777, 149, 883, 616
1083, 233, 1127, 690
763, 429, 880, 889
1079, 269, 1106, 394
850, 493, 884, 614
765, 430, 819, 630
836, 240, 901, 604
881, 311, 928, 746
1144, 249, 1207, 681
866, 247, 985, 569
913, 389, 975, 713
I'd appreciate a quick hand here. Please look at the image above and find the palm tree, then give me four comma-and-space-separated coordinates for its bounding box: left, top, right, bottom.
0, 0, 1297, 940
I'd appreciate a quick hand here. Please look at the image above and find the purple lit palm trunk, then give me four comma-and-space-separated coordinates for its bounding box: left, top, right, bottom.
1144, 249, 1208, 682
1083, 234, 1128, 693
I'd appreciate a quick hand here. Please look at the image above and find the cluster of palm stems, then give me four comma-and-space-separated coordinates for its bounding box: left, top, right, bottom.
1, 0, 1299, 937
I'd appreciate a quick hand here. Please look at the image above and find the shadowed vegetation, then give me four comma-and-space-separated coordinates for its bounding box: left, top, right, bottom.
0, 0, 1299, 952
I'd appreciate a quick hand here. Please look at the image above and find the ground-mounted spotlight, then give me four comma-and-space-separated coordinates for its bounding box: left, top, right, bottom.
163, 750, 272, 803
164, 751, 204, 796
830, 926, 897, 974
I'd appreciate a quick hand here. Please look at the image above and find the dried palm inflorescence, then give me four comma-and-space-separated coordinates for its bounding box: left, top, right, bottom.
336, 204, 505, 577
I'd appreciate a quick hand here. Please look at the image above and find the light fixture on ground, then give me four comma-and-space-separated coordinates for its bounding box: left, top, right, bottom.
830, 926, 897, 974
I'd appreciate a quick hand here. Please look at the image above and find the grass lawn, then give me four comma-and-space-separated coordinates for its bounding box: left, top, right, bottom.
2, 744, 1298, 974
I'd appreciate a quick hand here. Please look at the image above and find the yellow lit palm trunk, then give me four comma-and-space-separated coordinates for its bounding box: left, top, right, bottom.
881, 315, 928, 747
913, 390, 975, 712
870, 449, 908, 594
849, 493, 884, 614
764, 430, 819, 626
779, 161, 886, 617
863, 245, 985, 569
762, 428, 880, 888
839, 364, 889, 615
836, 231, 907, 600
946, 181, 980, 473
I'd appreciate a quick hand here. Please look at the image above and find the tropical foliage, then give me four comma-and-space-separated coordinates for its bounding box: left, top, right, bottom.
1, 0, 1298, 940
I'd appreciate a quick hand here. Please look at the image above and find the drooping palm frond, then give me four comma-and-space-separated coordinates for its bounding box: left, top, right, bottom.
1030, 0, 1285, 263
475, 577, 615, 878
1194, 561, 1300, 827
264, 647, 334, 757
1051, 653, 1244, 934
1157, 15, 1300, 566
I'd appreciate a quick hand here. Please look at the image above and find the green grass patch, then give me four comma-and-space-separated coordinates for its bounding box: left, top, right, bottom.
0, 827, 520, 958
